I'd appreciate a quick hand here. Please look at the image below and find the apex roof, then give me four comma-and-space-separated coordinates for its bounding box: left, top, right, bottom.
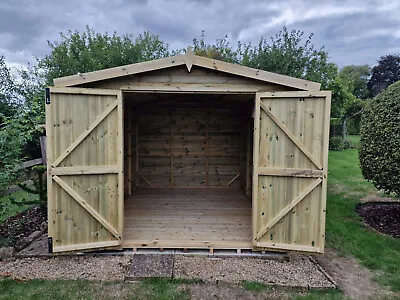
53, 47, 321, 91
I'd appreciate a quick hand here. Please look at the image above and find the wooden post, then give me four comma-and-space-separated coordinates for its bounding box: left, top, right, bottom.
128, 103, 132, 195
239, 115, 244, 189
135, 119, 139, 187
246, 119, 252, 197
170, 108, 174, 185
205, 106, 209, 186
40, 136, 47, 166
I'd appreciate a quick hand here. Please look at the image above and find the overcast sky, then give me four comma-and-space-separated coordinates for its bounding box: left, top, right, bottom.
1, 0, 399, 70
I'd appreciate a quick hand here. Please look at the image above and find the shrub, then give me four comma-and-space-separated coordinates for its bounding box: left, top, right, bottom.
343, 138, 353, 149
346, 117, 361, 135
359, 81, 400, 196
329, 136, 344, 151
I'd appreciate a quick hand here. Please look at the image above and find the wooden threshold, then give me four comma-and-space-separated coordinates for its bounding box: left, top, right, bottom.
122, 239, 252, 250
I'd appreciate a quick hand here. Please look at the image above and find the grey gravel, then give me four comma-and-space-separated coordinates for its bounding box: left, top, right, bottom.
0, 256, 131, 281
0, 253, 334, 289
174, 254, 335, 288
0, 247, 14, 258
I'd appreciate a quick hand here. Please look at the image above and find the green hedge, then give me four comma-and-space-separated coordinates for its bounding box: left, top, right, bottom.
359, 81, 400, 196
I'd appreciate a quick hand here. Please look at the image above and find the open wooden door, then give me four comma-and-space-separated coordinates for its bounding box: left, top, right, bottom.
46, 87, 124, 253
252, 91, 331, 253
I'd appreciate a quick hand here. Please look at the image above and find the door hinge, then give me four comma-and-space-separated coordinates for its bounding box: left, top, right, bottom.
48, 236, 53, 253
45, 88, 50, 104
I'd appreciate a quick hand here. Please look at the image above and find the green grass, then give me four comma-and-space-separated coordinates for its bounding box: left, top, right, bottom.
0, 279, 95, 300
347, 135, 360, 148
326, 143, 400, 292
242, 282, 342, 299
294, 289, 343, 300
0, 278, 191, 300
0, 277, 344, 300
242, 280, 271, 291
0, 190, 38, 223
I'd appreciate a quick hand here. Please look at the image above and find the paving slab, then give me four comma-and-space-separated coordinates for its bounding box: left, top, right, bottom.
126, 254, 174, 280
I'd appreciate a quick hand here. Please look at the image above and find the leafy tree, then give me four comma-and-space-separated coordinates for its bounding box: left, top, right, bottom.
0, 55, 18, 124
39, 26, 170, 85
359, 81, 400, 196
245, 27, 337, 88
190, 31, 242, 64
367, 54, 400, 97
16, 165, 47, 206
327, 76, 356, 119
0, 57, 45, 191
339, 65, 370, 99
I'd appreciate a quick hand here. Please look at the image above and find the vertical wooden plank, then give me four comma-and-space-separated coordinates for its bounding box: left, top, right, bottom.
319, 92, 331, 251
73, 93, 84, 245
246, 119, 252, 197
170, 108, 174, 185
40, 136, 47, 166
46, 91, 54, 244
127, 101, 133, 195
117, 91, 124, 239
64, 94, 72, 247
89, 94, 97, 244
135, 119, 139, 187
53, 93, 61, 248
252, 94, 261, 244
130, 104, 136, 192
205, 106, 209, 186
239, 114, 244, 190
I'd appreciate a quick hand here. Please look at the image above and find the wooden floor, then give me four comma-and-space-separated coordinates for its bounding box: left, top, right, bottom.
123, 188, 252, 250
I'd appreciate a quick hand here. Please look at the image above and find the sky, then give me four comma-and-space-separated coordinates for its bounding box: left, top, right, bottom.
1, 0, 399, 70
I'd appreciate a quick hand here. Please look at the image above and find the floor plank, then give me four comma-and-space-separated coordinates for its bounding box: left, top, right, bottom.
124, 188, 252, 249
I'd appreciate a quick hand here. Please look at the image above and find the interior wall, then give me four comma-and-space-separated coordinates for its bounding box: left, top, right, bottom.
123, 93, 254, 191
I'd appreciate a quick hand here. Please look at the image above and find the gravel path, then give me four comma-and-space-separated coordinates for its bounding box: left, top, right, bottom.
174, 254, 334, 288
0, 253, 334, 289
0, 256, 131, 281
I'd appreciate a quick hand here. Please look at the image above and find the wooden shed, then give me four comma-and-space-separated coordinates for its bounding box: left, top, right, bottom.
46, 48, 331, 254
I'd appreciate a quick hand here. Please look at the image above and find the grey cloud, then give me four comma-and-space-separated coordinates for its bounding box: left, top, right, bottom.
0, 0, 399, 68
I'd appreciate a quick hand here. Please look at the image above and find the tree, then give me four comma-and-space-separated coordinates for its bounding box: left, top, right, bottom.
39, 26, 170, 85
367, 54, 400, 97
0, 57, 46, 191
339, 65, 370, 99
359, 81, 400, 196
245, 27, 337, 89
188, 27, 337, 89
191, 31, 241, 64
0, 55, 18, 124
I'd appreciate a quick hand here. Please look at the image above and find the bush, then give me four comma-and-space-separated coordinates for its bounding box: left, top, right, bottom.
329, 118, 343, 137
343, 138, 353, 149
346, 117, 361, 135
329, 136, 344, 151
359, 81, 400, 196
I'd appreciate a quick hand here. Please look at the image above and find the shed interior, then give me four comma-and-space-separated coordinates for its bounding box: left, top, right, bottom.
122, 92, 255, 248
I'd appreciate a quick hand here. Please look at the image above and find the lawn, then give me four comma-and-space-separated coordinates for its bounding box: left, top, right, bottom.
0, 277, 343, 300
0, 135, 399, 299
326, 135, 400, 292
0, 190, 38, 223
